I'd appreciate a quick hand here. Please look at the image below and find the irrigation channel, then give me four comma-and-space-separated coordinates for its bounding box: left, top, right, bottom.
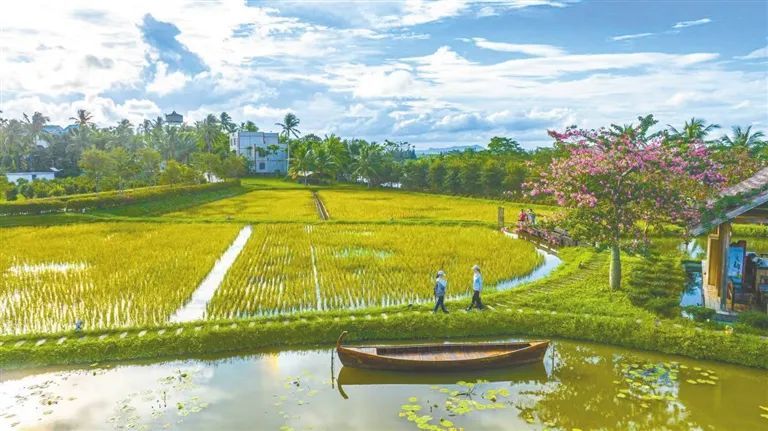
170, 225, 253, 323
1, 337, 766, 430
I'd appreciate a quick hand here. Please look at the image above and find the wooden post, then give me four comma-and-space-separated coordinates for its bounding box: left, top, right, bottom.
719, 222, 732, 310
497, 207, 504, 229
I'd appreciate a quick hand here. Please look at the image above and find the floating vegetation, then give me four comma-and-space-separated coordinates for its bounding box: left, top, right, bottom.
615, 359, 720, 406
107, 368, 209, 430
398, 380, 512, 430
271, 370, 324, 431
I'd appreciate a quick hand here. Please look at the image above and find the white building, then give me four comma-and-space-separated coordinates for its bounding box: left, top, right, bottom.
229, 132, 287, 174
5, 171, 56, 183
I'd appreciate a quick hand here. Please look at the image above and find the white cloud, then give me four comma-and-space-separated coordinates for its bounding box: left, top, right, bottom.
612, 32, 654, 41
673, 18, 711, 29
146, 62, 191, 96
0, 1, 764, 149
353, 70, 418, 98
736, 45, 768, 60
375, 0, 468, 28
471, 38, 565, 57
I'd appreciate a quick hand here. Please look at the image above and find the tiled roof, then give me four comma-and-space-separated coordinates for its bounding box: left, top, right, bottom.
691, 167, 768, 235
721, 166, 768, 197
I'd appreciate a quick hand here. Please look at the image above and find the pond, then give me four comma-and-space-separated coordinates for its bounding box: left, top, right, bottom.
1, 338, 766, 430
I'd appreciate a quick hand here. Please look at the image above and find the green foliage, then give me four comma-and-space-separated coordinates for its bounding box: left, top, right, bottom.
0, 180, 240, 216
625, 251, 686, 318
738, 311, 768, 330
683, 306, 716, 322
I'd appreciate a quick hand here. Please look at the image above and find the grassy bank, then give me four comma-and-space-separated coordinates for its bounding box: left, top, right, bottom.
2, 246, 766, 370
2, 305, 766, 370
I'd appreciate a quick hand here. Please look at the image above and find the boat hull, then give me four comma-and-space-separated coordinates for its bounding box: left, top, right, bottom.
336, 336, 549, 372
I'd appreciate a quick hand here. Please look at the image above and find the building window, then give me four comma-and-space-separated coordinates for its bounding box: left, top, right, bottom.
259, 162, 266, 170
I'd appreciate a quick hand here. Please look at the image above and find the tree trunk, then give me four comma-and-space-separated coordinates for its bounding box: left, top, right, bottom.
609, 245, 621, 290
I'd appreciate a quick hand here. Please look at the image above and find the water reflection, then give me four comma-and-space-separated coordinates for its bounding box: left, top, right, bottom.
336, 362, 549, 400
1, 339, 766, 430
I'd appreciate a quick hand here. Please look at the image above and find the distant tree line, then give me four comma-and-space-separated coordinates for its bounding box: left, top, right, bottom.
2, 108, 765, 202
286, 117, 766, 200
0, 110, 248, 200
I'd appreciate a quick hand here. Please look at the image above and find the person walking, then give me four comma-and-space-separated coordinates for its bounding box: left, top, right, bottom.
466, 265, 484, 310
517, 209, 528, 229
433, 270, 448, 313
527, 208, 536, 226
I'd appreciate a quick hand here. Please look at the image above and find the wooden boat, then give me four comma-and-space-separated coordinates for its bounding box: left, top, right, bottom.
335, 331, 549, 372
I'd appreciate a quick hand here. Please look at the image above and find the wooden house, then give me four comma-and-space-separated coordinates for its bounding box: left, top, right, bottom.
691, 167, 768, 314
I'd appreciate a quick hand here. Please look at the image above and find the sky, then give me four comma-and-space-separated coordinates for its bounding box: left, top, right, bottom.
0, 0, 766, 149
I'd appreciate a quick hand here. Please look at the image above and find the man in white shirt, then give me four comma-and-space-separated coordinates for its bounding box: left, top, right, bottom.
466, 265, 484, 310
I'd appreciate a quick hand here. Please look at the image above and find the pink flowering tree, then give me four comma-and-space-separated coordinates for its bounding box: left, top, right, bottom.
528, 115, 724, 289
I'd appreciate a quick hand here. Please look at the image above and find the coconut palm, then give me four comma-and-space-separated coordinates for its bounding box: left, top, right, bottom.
275, 113, 301, 140
323, 134, 350, 180
720, 125, 765, 149
313, 144, 336, 181
1, 119, 27, 170
219, 112, 237, 134
667, 117, 720, 143
23, 112, 50, 153
70, 109, 94, 127
352, 141, 383, 188
289, 143, 315, 185
276, 113, 301, 171
195, 114, 220, 152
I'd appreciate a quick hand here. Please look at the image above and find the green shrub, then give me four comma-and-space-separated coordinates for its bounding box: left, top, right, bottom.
738, 311, 768, 330
683, 305, 716, 322
0, 180, 240, 216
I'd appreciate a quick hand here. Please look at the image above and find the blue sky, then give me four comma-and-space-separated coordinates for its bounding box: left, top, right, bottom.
1, 0, 766, 148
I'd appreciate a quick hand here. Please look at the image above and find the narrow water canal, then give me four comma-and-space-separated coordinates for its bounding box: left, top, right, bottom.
170, 225, 253, 323
2, 338, 765, 430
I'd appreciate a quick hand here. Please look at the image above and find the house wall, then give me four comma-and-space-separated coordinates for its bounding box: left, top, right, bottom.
5, 172, 56, 183
230, 132, 286, 174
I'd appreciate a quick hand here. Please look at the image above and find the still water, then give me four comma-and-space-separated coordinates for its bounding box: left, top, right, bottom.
1, 338, 766, 430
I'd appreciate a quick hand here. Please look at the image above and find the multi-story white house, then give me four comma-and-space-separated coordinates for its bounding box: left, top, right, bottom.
229, 132, 287, 174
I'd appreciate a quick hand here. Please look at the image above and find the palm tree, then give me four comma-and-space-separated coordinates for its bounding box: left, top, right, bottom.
667, 117, 720, 143
275, 113, 301, 172
721, 125, 765, 149
1, 119, 27, 170
195, 114, 220, 152
23, 111, 50, 150
323, 134, 349, 180
313, 144, 336, 181
70, 109, 94, 127
219, 112, 237, 134
352, 141, 382, 188
289, 143, 315, 185
240, 121, 259, 132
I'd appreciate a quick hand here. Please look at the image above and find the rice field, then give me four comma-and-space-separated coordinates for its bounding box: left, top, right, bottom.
163, 189, 318, 222
207, 224, 542, 318
318, 189, 555, 223
0, 223, 240, 334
